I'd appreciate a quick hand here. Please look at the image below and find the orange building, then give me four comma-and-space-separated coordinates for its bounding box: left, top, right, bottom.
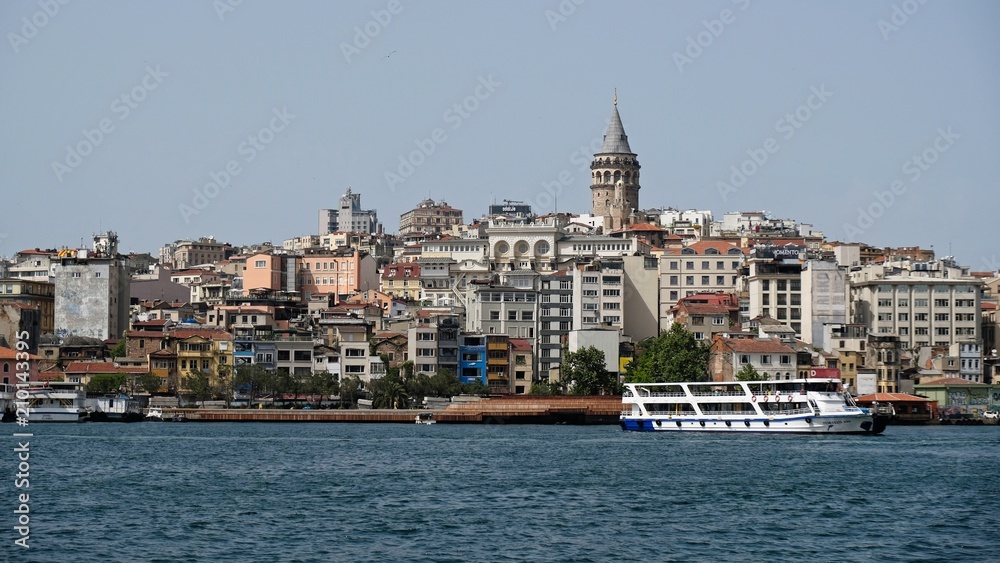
299, 250, 379, 302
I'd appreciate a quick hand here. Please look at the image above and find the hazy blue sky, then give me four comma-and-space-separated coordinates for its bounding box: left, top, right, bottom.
2, 1, 998, 269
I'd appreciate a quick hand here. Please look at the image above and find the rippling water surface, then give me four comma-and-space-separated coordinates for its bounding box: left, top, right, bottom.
1, 423, 995, 562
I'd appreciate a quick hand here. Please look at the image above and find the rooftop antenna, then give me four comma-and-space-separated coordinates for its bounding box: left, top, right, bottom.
613, 88, 617, 107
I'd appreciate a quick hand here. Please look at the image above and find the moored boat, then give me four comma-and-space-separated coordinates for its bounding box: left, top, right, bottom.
0, 384, 16, 422
86, 394, 144, 422
621, 378, 886, 434
415, 412, 436, 425
25, 381, 87, 423
145, 407, 164, 421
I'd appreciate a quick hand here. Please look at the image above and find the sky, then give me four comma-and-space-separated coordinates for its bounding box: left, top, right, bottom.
2, 0, 998, 270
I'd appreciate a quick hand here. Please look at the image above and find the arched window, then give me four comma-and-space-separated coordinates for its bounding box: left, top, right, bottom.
2, 363, 8, 373
614, 171, 621, 184
603, 171, 611, 184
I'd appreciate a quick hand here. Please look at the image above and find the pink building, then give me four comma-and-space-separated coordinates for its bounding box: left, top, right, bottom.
0, 345, 41, 384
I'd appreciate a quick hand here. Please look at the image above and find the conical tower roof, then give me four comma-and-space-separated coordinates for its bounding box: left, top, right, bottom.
599, 104, 633, 154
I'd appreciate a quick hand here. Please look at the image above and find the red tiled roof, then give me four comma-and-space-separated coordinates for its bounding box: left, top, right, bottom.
678, 303, 734, 315
619, 222, 664, 232
63, 361, 147, 374
0, 346, 42, 361
509, 338, 532, 351
981, 302, 997, 310
125, 331, 169, 338
383, 264, 421, 277
663, 240, 744, 255
856, 393, 933, 403
170, 329, 233, 341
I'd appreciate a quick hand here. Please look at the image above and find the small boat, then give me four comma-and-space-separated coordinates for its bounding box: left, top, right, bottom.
415, 412, 436, 425
621, 377, 887, 434
171, 412, 189, 423
145, 408, 164, 422
86, 394, 144, 422
25, 382, 87, 423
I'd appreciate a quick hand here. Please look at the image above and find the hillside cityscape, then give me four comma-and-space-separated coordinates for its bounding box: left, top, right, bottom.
2, 101, 997, 415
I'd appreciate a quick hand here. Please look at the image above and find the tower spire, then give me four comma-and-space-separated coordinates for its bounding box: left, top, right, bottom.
614, 88, 617, 107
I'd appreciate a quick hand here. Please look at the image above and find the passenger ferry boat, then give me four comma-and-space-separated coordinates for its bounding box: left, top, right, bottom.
621, 378, 886, 434
26, 381, 88, 422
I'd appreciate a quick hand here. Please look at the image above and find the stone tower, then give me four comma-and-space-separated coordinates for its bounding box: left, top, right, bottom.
590, 93, 640, 231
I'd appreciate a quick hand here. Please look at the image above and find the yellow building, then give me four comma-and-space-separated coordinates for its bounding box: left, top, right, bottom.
174, 329, 234, 389
380, 264, 423, 301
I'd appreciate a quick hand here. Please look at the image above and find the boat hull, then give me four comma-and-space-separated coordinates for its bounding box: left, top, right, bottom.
621, 413, 886, 434
28, 410, 87, 423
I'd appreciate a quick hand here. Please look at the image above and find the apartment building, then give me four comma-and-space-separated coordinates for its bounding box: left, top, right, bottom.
849, 259, 982, 352
0, 277, 55, 343
173, 237, 227, 269
381, 263, 423, 301
744, 244, 806, 337
659, 241, 745, 331
399, 199, 463, 238
53, 235, 129, 341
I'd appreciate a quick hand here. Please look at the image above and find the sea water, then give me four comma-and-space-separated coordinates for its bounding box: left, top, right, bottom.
0, 423, 995, 562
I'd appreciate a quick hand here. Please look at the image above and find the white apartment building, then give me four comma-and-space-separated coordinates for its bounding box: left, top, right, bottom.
848, 259, 982, 351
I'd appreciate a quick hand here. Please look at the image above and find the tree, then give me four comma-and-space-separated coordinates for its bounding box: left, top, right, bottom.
339, 375, 363, 409
183, 370, 213, 407
307, 371, 338, 409
371, 373, 409, 409
735, 363, 763, 381
625, 323, 710, 383
562, 346, 617, 395
136, 372, 164, 394
214, 364, 234, 407
110, 339, 127, 359
86, 373, 127, 395
528, 380, 563, 396
234, 365, 277, 407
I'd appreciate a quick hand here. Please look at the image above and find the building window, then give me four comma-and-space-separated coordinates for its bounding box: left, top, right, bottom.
255, 260, 266, 268
739, 354, 750, 364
